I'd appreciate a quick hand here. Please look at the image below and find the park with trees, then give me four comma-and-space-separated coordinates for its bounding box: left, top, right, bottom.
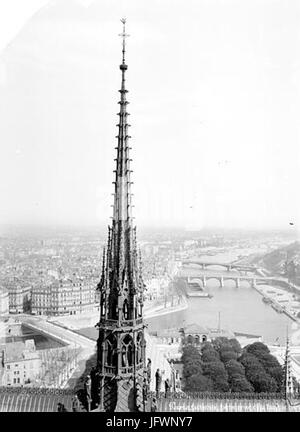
182, 339, 286, 393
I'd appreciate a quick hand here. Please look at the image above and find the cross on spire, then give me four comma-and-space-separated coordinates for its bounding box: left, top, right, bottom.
119, 18, 130, 65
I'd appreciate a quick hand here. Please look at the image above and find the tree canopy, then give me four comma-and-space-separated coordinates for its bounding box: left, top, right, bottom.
181, 339, 283, 394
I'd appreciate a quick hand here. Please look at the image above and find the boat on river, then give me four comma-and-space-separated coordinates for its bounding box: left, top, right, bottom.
271, 303, 284, 313
262, 296, 284, 313
188, 292, 212, 298
262, 296, 272, 304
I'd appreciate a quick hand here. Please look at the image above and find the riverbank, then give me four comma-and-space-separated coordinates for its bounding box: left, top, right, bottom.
253, 284, 300, 323
45, 293, 187, 331
144, 295, 188, 319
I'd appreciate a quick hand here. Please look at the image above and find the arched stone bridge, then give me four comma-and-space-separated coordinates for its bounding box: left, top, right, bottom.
187, 275, 280, 289
182, 260, 259, 274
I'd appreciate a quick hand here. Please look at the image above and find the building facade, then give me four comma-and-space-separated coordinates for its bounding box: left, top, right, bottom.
0, 339, 41, 387
144, 277, 169, 300
180, 323, 210, 346
4, 280, 32, 314
0, 288, 9, 315
31, 279, 99, 316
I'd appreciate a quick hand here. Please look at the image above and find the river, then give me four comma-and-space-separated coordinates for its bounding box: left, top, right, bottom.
146, 249, 298, 346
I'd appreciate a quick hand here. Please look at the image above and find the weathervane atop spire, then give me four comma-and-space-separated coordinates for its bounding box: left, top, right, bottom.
119, 18, 130, 66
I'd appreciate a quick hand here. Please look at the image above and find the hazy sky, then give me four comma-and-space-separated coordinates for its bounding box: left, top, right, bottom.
0, 0, 299, 232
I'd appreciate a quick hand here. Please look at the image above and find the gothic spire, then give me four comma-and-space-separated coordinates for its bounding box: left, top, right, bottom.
95, 19, 146, 413
113, 17, 132, 223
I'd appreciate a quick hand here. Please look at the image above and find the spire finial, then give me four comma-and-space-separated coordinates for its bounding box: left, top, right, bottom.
119, 18, 130, 65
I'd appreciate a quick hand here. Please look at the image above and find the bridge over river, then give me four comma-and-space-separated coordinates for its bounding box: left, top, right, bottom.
185, 275, 286, 289
180, 259, 296, 291
182, 260, 260, 274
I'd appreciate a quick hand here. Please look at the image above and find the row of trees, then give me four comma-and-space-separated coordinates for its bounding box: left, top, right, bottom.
37, 346, 81, 387
182, 339, 284, 393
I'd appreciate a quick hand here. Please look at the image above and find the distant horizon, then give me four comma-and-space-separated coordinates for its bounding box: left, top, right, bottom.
0, 222, 298, 236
